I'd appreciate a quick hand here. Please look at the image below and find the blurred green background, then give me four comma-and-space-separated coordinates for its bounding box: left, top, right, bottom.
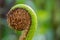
0, 0, 60, 40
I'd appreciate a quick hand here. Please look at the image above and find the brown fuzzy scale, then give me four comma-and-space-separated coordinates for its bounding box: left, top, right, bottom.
7, 8, 31, 31
7, 8, 31, 40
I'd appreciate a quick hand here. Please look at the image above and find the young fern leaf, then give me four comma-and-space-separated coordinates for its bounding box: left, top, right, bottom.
7, 4, 37, 40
